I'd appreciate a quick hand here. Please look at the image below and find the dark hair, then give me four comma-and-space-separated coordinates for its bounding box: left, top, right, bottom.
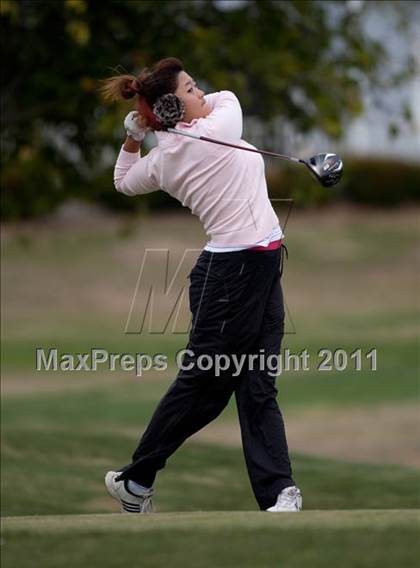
99, 57, 184, 131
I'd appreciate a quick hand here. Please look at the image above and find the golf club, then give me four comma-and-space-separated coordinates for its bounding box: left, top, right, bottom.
167, 128, 343, 187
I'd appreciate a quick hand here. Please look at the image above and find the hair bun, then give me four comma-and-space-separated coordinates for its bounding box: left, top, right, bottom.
120, 78, 141, 100
130, 79, 140, 93
153, 94, 185, 129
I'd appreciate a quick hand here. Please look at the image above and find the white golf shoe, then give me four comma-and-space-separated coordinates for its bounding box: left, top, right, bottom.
105, 471, 154, 513
266, 486, 302, 512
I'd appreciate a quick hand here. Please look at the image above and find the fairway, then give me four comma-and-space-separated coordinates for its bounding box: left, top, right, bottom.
3, 509, 419, 532
2, 511, 419, 568
2, 208, 419, 567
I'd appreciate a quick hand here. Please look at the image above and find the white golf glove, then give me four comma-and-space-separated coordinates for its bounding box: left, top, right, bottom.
124, 111, 150, 143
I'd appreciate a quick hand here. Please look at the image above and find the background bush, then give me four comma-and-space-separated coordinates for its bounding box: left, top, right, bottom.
4, 154, 418, 220
340, 157, 420, 206
265, 156, 420, 208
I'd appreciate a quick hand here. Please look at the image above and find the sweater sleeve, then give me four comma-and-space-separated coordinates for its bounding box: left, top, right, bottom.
200, 90, 243, 142
202, 92, 219, 113
114, 146, 160, 196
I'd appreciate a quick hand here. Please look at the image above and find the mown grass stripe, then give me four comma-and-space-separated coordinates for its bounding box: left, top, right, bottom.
3, 510, 419, 534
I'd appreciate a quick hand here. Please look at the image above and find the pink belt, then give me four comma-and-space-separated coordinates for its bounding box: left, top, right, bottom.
250, 239, 283, 251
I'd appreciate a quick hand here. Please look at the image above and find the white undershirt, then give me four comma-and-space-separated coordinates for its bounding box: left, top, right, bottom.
204, 224, 283, 253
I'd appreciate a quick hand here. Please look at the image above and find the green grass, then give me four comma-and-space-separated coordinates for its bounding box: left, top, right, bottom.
2, 366, 420, 518
279, 338, 419, 408
2, 511, 419, 568
1, 210, 419, 567
2, 413, 420, 517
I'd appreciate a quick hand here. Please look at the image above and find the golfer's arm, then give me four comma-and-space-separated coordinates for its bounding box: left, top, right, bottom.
203, 92, 219, 113
204, 91, 243, 141
114, 141, 160, 196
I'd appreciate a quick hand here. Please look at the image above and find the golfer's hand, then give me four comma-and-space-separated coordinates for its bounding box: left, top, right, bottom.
124, 111, 150, 143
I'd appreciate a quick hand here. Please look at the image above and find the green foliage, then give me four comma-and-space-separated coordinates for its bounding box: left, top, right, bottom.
342, 157, 420, 206
266, 162, 335, 208
1, 0, 418, 219
1, 144, 80, 220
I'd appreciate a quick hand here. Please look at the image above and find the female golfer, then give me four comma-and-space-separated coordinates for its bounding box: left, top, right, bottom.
101, 57, 302, 513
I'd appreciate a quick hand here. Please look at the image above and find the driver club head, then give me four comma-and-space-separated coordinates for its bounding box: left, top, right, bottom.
304, 153, 343, 187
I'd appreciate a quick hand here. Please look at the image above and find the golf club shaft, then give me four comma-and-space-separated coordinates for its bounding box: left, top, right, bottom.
167, 128, 302, 164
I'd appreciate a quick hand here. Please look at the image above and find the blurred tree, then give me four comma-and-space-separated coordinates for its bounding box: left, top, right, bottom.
1, 0, 418, 218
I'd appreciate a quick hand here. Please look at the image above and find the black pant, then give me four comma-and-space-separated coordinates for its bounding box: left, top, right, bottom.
116, 245, 294, 510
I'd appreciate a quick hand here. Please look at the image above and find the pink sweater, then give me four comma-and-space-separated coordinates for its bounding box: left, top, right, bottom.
114, 90, 280, 248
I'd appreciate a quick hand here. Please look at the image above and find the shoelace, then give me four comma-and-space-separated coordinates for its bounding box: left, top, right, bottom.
277, 488, 300, 507
140, 496, 153, 513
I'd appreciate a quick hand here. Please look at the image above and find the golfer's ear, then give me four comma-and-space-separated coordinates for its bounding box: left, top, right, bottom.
203, 90, 243, 142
